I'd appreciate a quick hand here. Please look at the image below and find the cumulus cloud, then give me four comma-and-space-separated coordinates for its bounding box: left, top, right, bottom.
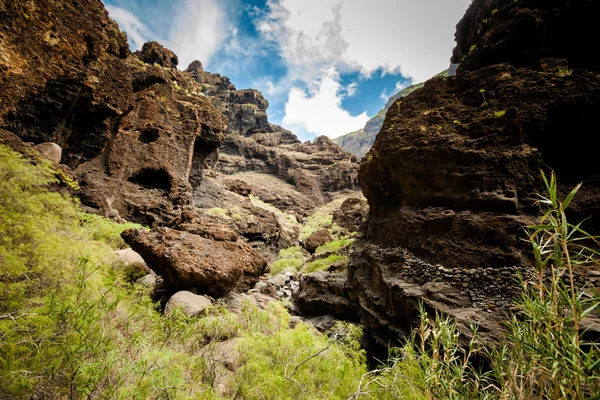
106, 0, 228, 69
255, 0, 469, 139
260, 0, 471, 83
168, 0, 227, 69
282, 68, 369, 139
105, 5, 155, 50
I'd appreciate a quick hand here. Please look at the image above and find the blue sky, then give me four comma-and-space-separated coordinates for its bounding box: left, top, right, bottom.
103, 0, 471, 141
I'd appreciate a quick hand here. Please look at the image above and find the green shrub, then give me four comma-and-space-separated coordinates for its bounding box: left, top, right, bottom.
207, 207, 229, 219
79, 213, 145, 249
270, 246, 305, 274
270, 258, 304, 274
304, 255, 347, 273
234, 319, 367, 399
279, 246, 304, 259
315, 238, 354, 255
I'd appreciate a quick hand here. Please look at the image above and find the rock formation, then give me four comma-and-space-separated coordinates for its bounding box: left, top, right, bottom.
351, 0, 600, 349
122, 225, 266, 297
0, 1, 227, 227
184, 61, 361, 217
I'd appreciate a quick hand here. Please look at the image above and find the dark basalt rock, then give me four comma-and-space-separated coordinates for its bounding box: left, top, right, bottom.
353, 0, 600, 350
138, 41, 178, 68
303, 229, 333, 254
333, 197, 368, 232
292, 272, 359, 322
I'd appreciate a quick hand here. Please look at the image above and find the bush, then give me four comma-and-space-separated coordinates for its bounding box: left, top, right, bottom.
271, 258, 304, 274
79, 213, 145, 249
315, 238, 354, 255
207, 207, 229, 219
234, 319, 367, 399
270, 246, 305, 274
304, 255, 347, 273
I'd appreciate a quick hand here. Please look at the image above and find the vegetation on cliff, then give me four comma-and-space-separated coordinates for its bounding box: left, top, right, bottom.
1, 143, 598, 399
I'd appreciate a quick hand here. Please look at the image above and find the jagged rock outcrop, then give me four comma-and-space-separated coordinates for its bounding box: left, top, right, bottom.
352, 0, 600, 350
292, 272, 359, 322
185, 61, 361, 217
333, 197, 368, 232
0, 1, 227, 226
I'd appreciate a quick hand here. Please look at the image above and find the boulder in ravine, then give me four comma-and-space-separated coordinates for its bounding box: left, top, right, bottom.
352, 0, 600, 352
33, 143, 62, 164
164, 291, 212, 317
303, 229, 333, 254
121, 227, 267, 297
332, 196, 368, 232
292, 272, 358, 322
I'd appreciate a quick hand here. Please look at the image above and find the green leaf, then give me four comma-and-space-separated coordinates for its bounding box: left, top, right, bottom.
582, 302, 600, 319
563, 182, 582, 210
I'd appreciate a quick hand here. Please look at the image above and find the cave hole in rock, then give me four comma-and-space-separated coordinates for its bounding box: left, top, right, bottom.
128, 168, 171, 191
189, 133, 218, 189
138, 128, 160, 144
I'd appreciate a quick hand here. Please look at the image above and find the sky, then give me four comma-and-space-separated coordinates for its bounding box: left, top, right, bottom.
103, 0, 471, 141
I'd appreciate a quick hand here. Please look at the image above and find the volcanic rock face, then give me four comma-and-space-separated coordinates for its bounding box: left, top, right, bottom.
0, 1, 227, 226
352, 0, 600, 349
185, 62, 361, 217
0, 0, 130, 166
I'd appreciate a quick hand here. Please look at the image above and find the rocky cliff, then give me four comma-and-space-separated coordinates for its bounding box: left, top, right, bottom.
185, 61, 360, 214
351, 0, 600, 350
0, 1, 228, 227
0, 0, 360, 276
178, 58, 361, 255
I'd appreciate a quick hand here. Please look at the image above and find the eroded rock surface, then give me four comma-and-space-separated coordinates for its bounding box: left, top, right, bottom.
303, 229, 333, 254
122, 227, 266, 297
0, 3, 227, 226
185, 62, 361, 219
292, 272, 358, 322
353, 0, 600, 350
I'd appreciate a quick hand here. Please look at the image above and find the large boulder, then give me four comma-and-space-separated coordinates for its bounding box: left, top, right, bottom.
122, 227, 267, 297
164, 291, 212, 317
292, 272, 358, 322
333, 196, 368, 232
303, 229, 333, 254
33, 143, 62, 164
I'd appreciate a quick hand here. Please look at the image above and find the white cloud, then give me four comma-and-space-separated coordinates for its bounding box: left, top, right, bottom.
346, 82, 358, 97
395, 81, 410, 92
105, 5, 155, 50
282, 68, 369, 139
106, 0, 227, 70
168, 0, 227, 69
260, 0, 471, 83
